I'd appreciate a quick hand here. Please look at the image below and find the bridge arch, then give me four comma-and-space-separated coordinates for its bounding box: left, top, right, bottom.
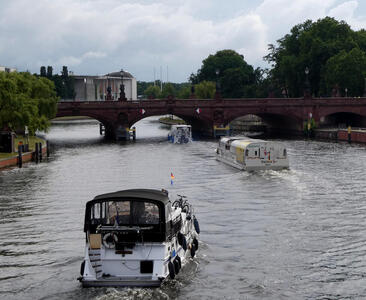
320, 111, 366, 128
128, 112, 212, 136
226, 112, 303, 135
54, 111, 115, 138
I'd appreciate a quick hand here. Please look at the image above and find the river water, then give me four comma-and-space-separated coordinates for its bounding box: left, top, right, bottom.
1, 117, 366, 300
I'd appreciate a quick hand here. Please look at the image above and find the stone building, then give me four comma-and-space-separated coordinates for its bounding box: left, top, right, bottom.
72, 70, 137, 101
0, 66, 17, 73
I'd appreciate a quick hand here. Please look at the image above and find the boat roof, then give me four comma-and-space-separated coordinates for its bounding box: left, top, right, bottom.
220, 136, 265, 143
172, 124, 191, 128
87, 189, 170, 206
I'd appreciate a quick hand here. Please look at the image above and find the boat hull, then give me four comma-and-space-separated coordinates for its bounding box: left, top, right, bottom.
216, 154, 289, 171
81, 277, 162, 287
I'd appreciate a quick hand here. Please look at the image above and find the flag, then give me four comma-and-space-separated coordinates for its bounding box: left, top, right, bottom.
196, 108, 201, 114
170, 172, 175, 185
140, 108, 146, 115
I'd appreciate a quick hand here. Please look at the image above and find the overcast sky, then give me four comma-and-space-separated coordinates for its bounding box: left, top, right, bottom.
1, 0, 366, 82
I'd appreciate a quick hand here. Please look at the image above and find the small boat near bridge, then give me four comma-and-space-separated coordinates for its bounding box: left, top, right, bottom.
168, 125, 192, 144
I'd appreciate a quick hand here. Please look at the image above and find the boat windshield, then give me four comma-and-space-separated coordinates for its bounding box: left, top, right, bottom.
89, 200, 160, 226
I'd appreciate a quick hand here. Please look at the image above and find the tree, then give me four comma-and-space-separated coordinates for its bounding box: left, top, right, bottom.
192, 49, 256, 98
325, 48, 366, 96
144, 85, 161, 99
178, 86, 191, 98
195, 81, 216, 99
264, 17, 364, 96
161, 83, 176, 98
0, 72, 58, 134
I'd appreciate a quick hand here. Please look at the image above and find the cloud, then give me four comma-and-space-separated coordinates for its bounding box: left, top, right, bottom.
255, 0, 337, 39
0, 0, 365, 81
0, 0, 269, 81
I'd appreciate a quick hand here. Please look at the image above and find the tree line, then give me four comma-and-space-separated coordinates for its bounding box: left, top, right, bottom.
141, 17, 366, 99
0, 72, 58, 134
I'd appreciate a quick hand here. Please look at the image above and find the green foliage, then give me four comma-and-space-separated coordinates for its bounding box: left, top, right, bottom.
177, 85, 191, 98
161, 83, 176, 98
195, 81, 216, 99
265, 17, 366, 96
192, 49, 256, 98
325, 48, 366, 96
144, 85, 161, 99
138, 81, 191, 99
0, 72, 58, 134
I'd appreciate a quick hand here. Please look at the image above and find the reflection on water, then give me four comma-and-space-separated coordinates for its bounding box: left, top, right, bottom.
1, 117, 366, 299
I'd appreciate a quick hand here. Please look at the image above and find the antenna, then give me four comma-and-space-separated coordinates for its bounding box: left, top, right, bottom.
153, 67, 156, 86
167, 65, 169, 83
160, 66, 162, 91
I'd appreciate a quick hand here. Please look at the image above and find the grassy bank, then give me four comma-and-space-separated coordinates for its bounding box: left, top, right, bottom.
52, 116, 91, 121
159, 116, 185, 125
0, 135, 46, 160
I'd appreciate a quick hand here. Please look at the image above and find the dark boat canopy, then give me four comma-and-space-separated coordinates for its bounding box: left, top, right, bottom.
87, 189, 170, 206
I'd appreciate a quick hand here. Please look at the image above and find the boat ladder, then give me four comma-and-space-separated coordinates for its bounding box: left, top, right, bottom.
89, 248, 102, 278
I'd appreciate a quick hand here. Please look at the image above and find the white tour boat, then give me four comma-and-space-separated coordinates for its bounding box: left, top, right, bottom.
168, 125, 192, 143
216, 136, 289, 171
79, 189, 200, 287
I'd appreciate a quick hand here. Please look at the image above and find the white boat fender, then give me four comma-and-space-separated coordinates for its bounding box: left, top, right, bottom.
193, 238, 199, 250
168, 261, 175, 279
193, 216, 200, 234
177, 232, 187, 251
173, 258, 180, 274
103, 232, 118, 249
190, 244, 196, 258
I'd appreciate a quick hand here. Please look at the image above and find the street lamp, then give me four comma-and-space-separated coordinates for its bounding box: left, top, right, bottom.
215, 69, 220, 91
304, 67, 311, 98
345, 87, 348, 97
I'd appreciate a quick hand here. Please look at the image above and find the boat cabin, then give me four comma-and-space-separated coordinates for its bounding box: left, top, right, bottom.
84, 189, 181, 244
168, 125, 192, 143
216, 136, 289, 170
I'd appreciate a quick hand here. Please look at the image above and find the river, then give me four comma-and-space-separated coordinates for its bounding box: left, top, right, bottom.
1, 117, 366, 300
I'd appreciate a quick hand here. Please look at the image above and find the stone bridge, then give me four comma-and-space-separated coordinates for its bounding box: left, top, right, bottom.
56, 97, 366, 139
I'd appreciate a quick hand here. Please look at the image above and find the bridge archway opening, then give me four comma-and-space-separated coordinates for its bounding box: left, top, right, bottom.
130, 114, 211, 138
51, 115, 114, 140
320, 112, 366, 128
227, 113, 302, 137
259, 113, 301, 136
229, 114, 266, 136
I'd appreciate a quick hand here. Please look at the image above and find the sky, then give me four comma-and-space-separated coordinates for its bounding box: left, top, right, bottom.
1, 0, 366, 82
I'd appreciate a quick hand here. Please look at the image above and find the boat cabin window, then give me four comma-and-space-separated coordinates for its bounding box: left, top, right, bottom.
245, 149, 249, 156
283, 149, 287, 157
254, 150, 258, 156
89, 200, 160, 226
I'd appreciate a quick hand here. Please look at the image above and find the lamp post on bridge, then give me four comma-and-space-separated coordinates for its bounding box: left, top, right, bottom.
303, 67, 311, 98
215, 69, 221, 100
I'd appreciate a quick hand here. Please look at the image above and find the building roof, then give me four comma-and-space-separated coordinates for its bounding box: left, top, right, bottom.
71, 69, 134, 80
106, 70, 134, 78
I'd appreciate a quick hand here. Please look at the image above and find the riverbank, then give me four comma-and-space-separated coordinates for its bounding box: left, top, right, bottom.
0, 136, 47, 170
315, 128, 366, 143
